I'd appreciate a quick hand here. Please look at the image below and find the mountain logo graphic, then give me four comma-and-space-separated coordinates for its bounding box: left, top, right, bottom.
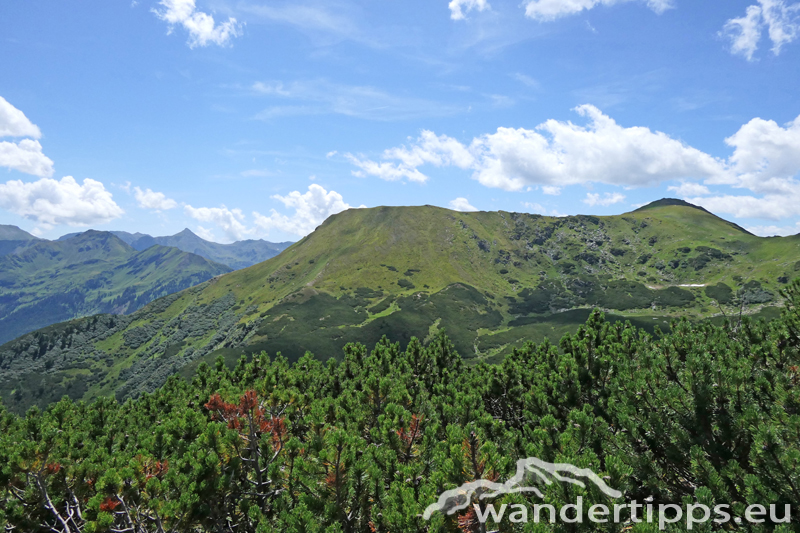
423, 457, 622, 520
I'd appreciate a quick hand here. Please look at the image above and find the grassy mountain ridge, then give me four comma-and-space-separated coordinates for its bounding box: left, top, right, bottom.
0, 231, 231, 345
2, 200, 799, 412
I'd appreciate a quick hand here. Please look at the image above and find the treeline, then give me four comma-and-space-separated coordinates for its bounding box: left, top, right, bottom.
2, 284, 800, 532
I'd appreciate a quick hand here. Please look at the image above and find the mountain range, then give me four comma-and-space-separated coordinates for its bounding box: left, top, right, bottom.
59, 228, 293, 270
0, 228, 232, 345
1, 199, 799, 412
0, 226, 293, 344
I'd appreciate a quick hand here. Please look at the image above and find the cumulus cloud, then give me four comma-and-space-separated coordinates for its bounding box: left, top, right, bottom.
0, 97, 54, 177
448, 197, 478, 211
0, 96, 41, 138
470, 105, 725, 190
722, 0, 800, 60
253, 184, 355, 237
133, 186, 177, 211
0, 139, 55, 177
583, 192, 626, 206
0, 176, 123, 229
348, 105, 725, 191
346, 130, 474, 183
522, 0, 673, 21
542, 185, 561, 195
684, 113, 800, 220
686, 193, 800, 220
153, 0, 242, 48
184, 205, 250, 242
449, 0, 490, 20
745, 221, 800, 236
345, 156, 429, 183
722, 114, 800, 193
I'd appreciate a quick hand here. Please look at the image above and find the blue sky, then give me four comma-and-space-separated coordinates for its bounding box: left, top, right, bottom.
2, 0, 800, 242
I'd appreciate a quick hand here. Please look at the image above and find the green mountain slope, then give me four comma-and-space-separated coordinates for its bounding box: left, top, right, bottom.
2, 200, 799, 412
0, 231, 231, 345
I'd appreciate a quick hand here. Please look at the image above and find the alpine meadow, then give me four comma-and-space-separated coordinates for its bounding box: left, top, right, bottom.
4, 0, 800, 531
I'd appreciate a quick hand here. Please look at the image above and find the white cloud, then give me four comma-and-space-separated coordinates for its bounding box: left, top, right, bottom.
721, 5, 764, 60
346, 130, 474, 184
675, 114, 800, 222
722, 114, 800, 193
448, 197, 478, 211
133, 186, 177, 211
449, 0, 491, 20
0, 97, 53, 178
685, 113, 800, 219
745, 221, 800, 236
0, 96, 41, 138
522, 201, 567, 216
722, 0, 800, 60
184, 204, 250, 242
0, 176, 123, 229
542, 185, 561, 195
687, 193, 800, 220
668, 182, 711, 196
349, 105, 726, 191
522, 0, 673, 21
345, 155, 429, 183
470, 105, 725, 191
0, 139, 55, 177
583, 192, 626, 206
153, 0, 242, 48
253, 184, 355, 237
523, 201, 546, 213
194, 225, 216, 241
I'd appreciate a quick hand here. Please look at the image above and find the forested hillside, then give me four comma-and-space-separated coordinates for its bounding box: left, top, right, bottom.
2, 200, 798, 412
0, 231, 231, 344
2, 281, 799, 531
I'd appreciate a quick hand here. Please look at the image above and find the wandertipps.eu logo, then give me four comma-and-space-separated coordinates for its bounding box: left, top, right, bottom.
423, 457, 792, 529
422, 457, 621, 520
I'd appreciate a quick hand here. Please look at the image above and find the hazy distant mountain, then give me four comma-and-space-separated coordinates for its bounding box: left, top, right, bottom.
59, 228, 292, 270
5, 199, 799, 411
0, 230, 230, 344
0, 224, 40, 256
129, 229, 292, 270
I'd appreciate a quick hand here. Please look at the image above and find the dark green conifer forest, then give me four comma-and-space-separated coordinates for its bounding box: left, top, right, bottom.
2, 281, 800, 532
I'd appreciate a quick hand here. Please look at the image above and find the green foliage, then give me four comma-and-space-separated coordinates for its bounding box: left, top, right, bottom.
397, 278, 416, 289
3, 292, 800, 531
705, 282, 734, 304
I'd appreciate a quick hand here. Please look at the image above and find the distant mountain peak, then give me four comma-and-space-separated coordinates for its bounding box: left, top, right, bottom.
633, 198, 710, 213
632, 198, 752, 235
0, 225, 39, 241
